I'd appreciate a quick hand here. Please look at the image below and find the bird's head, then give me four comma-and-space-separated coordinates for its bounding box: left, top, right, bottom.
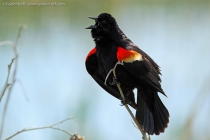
86, 13, 117, 40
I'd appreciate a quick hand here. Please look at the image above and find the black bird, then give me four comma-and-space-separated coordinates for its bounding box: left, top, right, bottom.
85, 13, 169, 135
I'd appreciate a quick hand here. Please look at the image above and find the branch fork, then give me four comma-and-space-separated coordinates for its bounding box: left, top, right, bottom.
105, 61, 149, 140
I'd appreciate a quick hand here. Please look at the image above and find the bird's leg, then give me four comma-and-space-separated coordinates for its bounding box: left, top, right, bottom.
116, 61, 124, 66
120, 98, 132, 106
108, 61, 124, 85
120, 91, 133, 106
104, 69, 113, 85
109, 77, 120, 85
104, 61, 123, 85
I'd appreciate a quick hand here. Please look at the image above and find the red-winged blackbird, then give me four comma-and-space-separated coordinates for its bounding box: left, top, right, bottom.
85, 13, 169, 135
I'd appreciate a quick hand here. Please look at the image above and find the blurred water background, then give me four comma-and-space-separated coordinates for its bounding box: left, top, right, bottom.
0, 0, 210, 140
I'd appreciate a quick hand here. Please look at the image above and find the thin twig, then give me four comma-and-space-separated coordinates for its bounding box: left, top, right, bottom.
51, 127, 72, 136
0, 40, 14, 47
0, 25, 82, 140
0, 25, 26, 140
111, 61, 148, 140
5, 118, 73, 140
0, 58, 15, 102
104, 68, 114, 85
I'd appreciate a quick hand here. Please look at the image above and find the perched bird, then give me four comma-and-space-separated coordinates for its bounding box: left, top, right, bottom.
85, 13, 169, 135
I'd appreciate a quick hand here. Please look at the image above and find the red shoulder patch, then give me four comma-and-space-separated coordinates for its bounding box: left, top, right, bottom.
86, 48, 96, 62
117, 47, 142, 62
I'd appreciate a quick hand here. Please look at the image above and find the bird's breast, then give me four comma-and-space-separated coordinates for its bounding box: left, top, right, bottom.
96, 44, 118, 78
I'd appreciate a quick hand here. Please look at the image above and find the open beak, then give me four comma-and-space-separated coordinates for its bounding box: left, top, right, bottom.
85, 25, 97, 29
85, 16, 98, 29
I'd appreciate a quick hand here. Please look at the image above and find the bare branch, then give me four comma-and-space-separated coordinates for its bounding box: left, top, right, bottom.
5, 118, 74, 140
51, 127, 72, 136
1, 25, 83, 140
50, 117, 73, 127
0, 41, 14, 47
0, 25, 26, 140
110, 61, 149, 140
0, 58, 15, 102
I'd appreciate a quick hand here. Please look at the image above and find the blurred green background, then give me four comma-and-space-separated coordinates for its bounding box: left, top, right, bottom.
0, 0, 210, 140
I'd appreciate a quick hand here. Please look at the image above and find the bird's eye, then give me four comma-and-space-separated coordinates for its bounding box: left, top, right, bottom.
101, 21, 107, 25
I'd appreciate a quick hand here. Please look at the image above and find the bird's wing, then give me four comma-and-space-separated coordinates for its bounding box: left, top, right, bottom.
85, 48, 137, 109
116, 46, 166, 96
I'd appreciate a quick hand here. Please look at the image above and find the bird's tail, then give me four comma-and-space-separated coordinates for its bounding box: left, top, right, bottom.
135, 88, 169, 135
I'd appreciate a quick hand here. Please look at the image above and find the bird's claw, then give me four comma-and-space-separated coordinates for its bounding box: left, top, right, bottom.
109, 77, 120, 85
120, 99, 131, 106
118, 61, 124, 65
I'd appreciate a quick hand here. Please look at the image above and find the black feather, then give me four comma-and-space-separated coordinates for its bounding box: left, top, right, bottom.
86, 13, 169, 135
